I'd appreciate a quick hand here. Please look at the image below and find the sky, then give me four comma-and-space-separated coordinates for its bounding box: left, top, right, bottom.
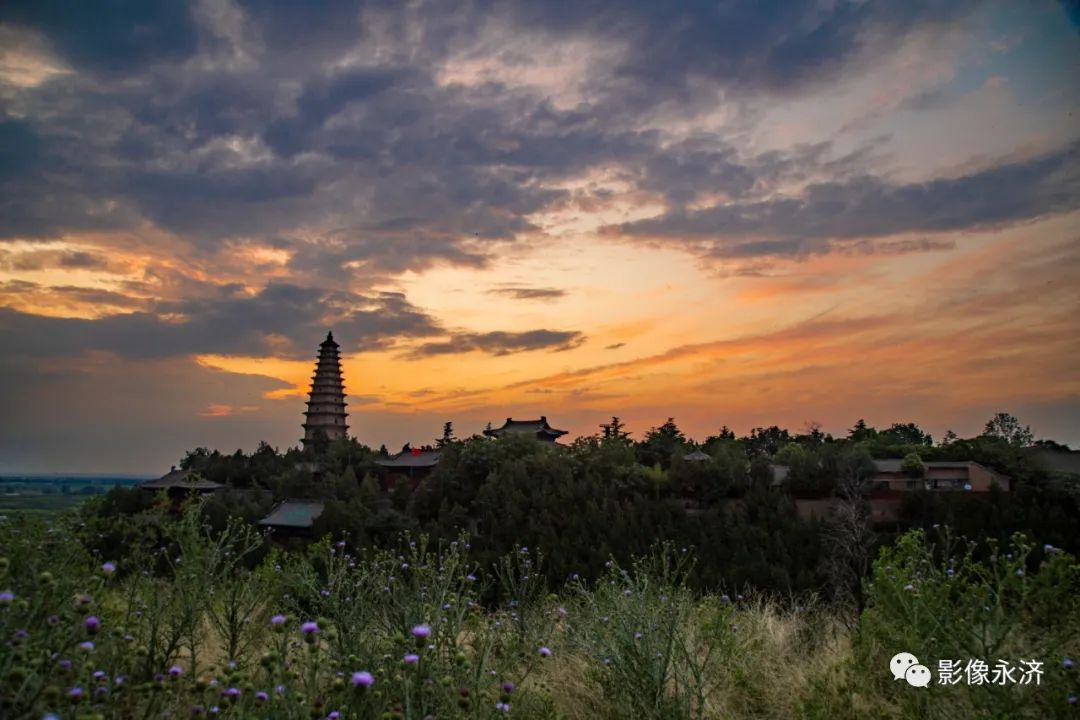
1, 0, 1078, 474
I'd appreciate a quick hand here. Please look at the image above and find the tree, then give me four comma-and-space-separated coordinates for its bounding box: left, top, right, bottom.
600, 416, 631, 442
822, 445, 877, 612
743, 426, 792, 457
900, 452, 925, 478
436, 421, 457, 448
982, 412, 1034, 448
880, 422, 933, 447
636, 418, 688, 469
848, 419, 877, 443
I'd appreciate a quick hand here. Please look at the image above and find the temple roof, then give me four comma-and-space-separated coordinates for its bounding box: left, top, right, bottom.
258, 500, 325, 528
138, 467, 223, 491
376, 448, 442, 468
683, 450, 712, 462
484, 416, 568, 439
321, 331, 339, 347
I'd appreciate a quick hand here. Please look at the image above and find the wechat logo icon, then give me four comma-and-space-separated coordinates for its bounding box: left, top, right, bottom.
891, 652, 931, 688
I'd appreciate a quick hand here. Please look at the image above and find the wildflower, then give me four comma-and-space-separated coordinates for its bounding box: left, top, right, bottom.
1064, 658, 1074, 669
93, 670, 106, 681
275, 684, 286, 694
255, 691, 269, 702
412, 624, 432, 639
496, 701, 510, 712
720, 594, 730, 604
466, 574, 477, 582
115, 676, 125, 686
1016, 568, 1024, 577
209, 706, 220, 715
539, 646, 551, 658
169, 665, 183, 678
190, 705, 204, 715
327, 712, 341, 720
43, 714, 61, 720
84, 616, 100, 633
401, 563, 409, 570
443, 603, 452, 610
904, 583, 915, 591
0, 590, 15, 604
47, 615, 60, 626
58, 659, 72, 670
101, 562, 116, 575
624, 589, 632, 597
79, 641, 94, 652
320, 589, 331, 597
404, 654, 420, 665
336, 540, 346, 548
68, 687, 83, 701
271, 614, 287, 628
1069, 694, 1077, 705
351, 671, 374, 688
557, 607, 567, 617
501, 681, 515, 693
736, 593, 744, 602
301, 621, 319, 636
222, 687, 240, 699
634, 632, 642, 640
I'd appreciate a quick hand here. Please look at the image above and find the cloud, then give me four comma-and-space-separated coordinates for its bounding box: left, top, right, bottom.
407, 329, 586, 358
487, 286, 567, 301
610, 141, 1080, 255
0, 284, 445, 361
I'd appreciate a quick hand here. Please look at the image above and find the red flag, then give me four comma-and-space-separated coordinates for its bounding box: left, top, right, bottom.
411, 447, 421, 456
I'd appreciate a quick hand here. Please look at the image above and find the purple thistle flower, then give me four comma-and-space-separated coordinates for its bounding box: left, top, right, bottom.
255, 691, 269, 702
190, 705, 205, 716
115, 676, 125, 686
222, 687, 240, 699
502, 681, 515, 693
496, 701, 510, 712
301, 621, 319, 635
209, 707, 219, 715
1064, 658, 1074, 669
47, 615, 60, 626
79, 641, 94, 652
169, 665, 183, 678
0, 590, 15, 603
720, 594, 730, 604
101, 562, 116, 575
466, 574, 477, 582
84, 616, 100, 633
275, 684, 286, 694
412, 624, 431, 639
351, 671, 374, 687
327, 712, 341, 720
1070, 695, 1078, 705
404, 654, 420, 665
58, 658, 72, 670
271, 614, 286, 626
68, 687, 83, 700
539, 646, 551, 657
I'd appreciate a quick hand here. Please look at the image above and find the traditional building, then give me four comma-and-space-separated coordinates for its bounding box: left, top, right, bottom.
258, 500, 325, 536
484, 416, 568, 442
302, 331, 348, 447
138, 466, 222, 497
376, 446, 442, 490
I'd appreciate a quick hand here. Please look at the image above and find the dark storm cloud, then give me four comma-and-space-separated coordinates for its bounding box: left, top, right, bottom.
0, 0, 1006, 273
0, 284, 587, 362
0, 1, 199, 74
487, 286, 567, 301
407, 329, 585, 358
0, 284, 444, 360
613, 142, 1080, 250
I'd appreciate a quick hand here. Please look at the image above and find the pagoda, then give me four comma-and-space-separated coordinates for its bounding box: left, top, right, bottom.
301, 331, 349, 447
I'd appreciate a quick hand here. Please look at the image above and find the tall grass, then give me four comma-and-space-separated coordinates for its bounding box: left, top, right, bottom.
0, 506, 1077, 719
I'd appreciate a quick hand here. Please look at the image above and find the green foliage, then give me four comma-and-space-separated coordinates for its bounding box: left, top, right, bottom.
857, 529, 1080, 719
